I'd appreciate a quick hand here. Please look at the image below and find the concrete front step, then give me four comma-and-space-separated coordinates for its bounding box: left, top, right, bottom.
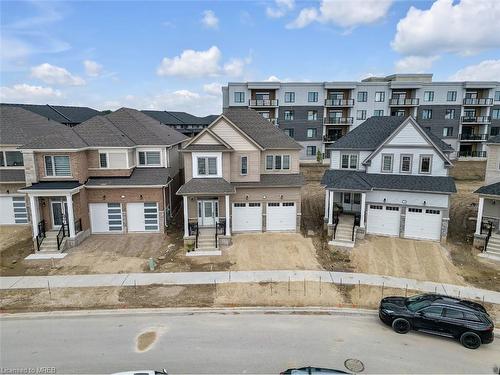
328, 239, 354, 248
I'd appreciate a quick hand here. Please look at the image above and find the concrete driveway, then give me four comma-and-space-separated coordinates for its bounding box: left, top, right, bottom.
351, 236, 465, 285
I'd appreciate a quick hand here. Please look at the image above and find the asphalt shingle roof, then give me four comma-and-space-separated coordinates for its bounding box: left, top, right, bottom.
86, 168, 171, 187
177, 178, 235, 195
475, 182, 500, 196
233, 174, 304, 188
142, 110, 217, 126
1, 103, 100, 125
321, 169, 457, 194
0, 169, 25, 183
182, 144, 232, 151
223, 108, 301, 150
20, 181, 82, 190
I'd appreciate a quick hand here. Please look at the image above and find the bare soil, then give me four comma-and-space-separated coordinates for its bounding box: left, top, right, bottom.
0, 225, 34, 276
136, 331, 157, 352
448, 180, 483, 242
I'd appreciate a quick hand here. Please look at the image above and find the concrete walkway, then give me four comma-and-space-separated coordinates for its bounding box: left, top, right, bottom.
1, 270, 499, 304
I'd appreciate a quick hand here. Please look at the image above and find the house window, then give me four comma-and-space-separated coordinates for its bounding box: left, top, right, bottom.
422, 109, 433, 119
400, 155, 412, 173
408, 208, 422, 213
307, 110, 318, 121
370, 205, 383, 210
138, 151, 161, 166
197, 157, 217, 175
419, 155, 432, 174
356, 110, 366, 120
44, 155, 71, 176
447, 91, 457, 101
0, 151, 23, 167
341, 154, 358, 169
357, 91, 368, 102
307, 128, 317, 138
266, 155, 273, 170
12, 196, 28, 224
443, 127, 453, 137
445, 109, 455, 119
283, 155, 290, 169
374, 110, 384, 117
308, 92, 318, 102
266, 155, 290, 170
99, 153, 108, 168
424, 91, 434, 102
494, 91, 500, 101
275, 155, 282, 169
375, 92, 385, 102
306, 146, 316, 156
492, 109, 500, 120
491, 127, 500, 136
240, 156, 248, 175
284, 92, 295, 103
284, 128, 294, 137
284, 110, 294, 120
234, 92, 245, 103
381, 154, 393, 173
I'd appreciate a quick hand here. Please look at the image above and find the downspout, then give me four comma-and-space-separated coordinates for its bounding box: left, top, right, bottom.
163, 178, 173, 228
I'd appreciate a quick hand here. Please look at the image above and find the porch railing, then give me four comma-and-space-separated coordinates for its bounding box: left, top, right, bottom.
482, 221, 493, 252
188, 222, 199, 249
56, 222, 70, 251
332, 211, 340, 240
215, 219, 226, 249
35, 220, 46, 251
352, 214, 361, 242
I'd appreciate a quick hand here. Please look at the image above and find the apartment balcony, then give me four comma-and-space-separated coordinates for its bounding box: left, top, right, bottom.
458, 150, 487, 158
323, 135, 343, 143
249, 99, 278, 107
463, 98, 493, 106
389, 98, 419, 106
324, 99, 354, 107
459, 133, 489, 141
461, 116, 491, 124
323, 117, 353, 125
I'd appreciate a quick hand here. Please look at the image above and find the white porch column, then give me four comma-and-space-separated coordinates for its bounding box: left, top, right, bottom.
475, 197, 485, 235
328, 190, 334, 225
360, 192, 366, 228
225, 195, 231, 236
183, 195, 189, 237
29, 195, 39, 238
66, 194, 76, 238
324, 190, 329, 221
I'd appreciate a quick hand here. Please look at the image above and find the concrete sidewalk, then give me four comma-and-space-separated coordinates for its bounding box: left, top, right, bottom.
1, 270, 499, 304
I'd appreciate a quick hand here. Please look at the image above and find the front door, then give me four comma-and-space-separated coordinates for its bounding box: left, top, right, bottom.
198, 200, 218, 227
51, 199, 68, 229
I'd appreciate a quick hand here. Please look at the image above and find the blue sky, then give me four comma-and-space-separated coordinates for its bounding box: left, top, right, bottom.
1, 0, 499, 115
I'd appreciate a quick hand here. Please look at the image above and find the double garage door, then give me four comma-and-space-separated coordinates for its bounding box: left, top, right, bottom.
89, 202, 159, 233
0, 196, 28, 225
231, 202, 296, 232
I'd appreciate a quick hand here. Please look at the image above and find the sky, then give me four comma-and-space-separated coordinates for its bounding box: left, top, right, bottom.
1, 0, 499, 116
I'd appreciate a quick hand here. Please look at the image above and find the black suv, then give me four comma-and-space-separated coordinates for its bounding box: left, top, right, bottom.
379, 294, 494, 349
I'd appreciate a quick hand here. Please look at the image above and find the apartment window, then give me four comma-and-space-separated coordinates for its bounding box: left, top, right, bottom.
375, 92, 385, 102
381, 154, 393, 173
234, 92, 245, 103
445, 109, 456, 119
44, 155, 71, 176
307, 128, 317, 138
424, 91, 434, 102
240, 156, 248, 175
357, 91, 368, 102
99, 153, 108, 168
138, 151, 161, 166
308, 92, 318, 102
0, 151, 23, 167
419, 155, 432, 174
393, 110, 405, 117
255, 92, 270, 100
400, 155, 412, 173
494, 91, 500, 101
259, 111, 270, 119
374, 110, 384, 117
284, 92, 295, 103
491, 127, 500, 136
341, 154, 358, 169
443, 127, 454, 137
307, 110, 318, 121
492, 109, 500, 120
306, 146, 316, 156
447, 91, 457, 101
422, 109, 433, 120
197, 157, 217, 176
356, 110, 367, 120
464, 109, 476, 118
283, 128, 294, 137
284, 110, 294, 120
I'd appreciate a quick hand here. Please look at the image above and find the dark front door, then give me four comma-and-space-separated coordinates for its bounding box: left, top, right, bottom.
51, 199, 68, 229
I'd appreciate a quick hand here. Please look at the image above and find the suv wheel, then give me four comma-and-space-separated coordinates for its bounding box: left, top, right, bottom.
392, 318, 411, 334
460, 332, 481, 349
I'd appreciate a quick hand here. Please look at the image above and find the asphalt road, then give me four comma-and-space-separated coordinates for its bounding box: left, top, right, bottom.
0, 309, 498, 374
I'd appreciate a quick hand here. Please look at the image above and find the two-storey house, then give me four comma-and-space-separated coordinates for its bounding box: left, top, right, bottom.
321, 116, 456, 247
474, 135, 500, 256
177, 108, 303, 252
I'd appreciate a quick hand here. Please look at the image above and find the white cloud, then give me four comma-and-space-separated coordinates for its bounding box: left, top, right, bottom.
0, 83, 62, 102
31, 63, 85, 86
395, 55, 439, 73
392, 0, 500, 57
157, 46, 250, 78
266, 75, 281, 82
266, 0, 295, 18
203, 82, 222, 96
83, 60, 103, 77
448, 60, 500, 81
287, 0, 393, 29
202, 10, 219, 29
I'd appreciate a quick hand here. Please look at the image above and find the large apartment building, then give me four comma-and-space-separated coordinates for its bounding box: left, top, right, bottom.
222, 74, 500, 161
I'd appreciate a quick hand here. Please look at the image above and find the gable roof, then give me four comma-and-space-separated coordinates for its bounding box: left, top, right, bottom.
475, 182, 500, 196
142, 110, 218, 126
1, 103, 100, 125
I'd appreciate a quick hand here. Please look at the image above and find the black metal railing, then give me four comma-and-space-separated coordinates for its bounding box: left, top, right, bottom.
75, 218, 82, 234
325, 99, 354, 106
458, 150, 487, 158
461, 116, 491, 123
482, 221, 493, 252
459, 133, 488, 141
323, 134, 343, 142
188, 222, 199, 249
56, 222, 69, 251
323, 117, 353, 125
332, 211, 340, 239
389, 98, 419, 106
249, 99, 278, 106
352, 214, 360, 242
463, 98, 493, 106
35, 219, 46, 251
215, 220, 226, 249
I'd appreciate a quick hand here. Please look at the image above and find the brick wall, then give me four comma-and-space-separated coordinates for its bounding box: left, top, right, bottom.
35, 151, 88, 183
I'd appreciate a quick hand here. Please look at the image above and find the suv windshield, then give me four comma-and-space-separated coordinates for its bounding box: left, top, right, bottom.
405, 295, 433, 312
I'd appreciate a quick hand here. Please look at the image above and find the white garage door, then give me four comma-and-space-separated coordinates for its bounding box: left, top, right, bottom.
89, 203, 123, 233
366, 204, 400, 237
232, 202, 262, 232
404, 207, 442, 241
266, 202, 296, 232
0, 196, 28, 225
127, 202, 160, 232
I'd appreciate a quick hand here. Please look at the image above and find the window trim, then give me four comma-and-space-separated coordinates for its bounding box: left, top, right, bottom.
240, 155, 248, 176
99, 152, 109, 169
192, 152, 222, 178
306, 128, 317, 138
0, 150, 24, 168
341, 153, 358, 170
307, 91, 318, 102
381, 153, 394, 173
419, 154, 433, 174
357, 91, 368, 102
284, 91, 295, 103
234, 91, 245, 103
44, 155, 72, 177
306, 146, 316, 157
424, 91, 435, 102
374, 91, 385, 102
446, 91, 457, 102
137, 150, 162, 167
400, 154, 413, 174
265, 154, 291, 170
